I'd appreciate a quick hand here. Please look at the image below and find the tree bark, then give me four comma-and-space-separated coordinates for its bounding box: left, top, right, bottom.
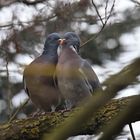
0, 95, 139, 140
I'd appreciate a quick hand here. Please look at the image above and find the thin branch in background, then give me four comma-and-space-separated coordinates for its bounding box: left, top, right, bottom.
105, 0, 109, 20
131, 0, 140, 6
5, 55, 12, 118
128, 123, 136, 140
81, 0, 116, 47
0, 23, 14, 29
104, 0, 115, 25
91, 0, 104, 26
8, 98, 30, 123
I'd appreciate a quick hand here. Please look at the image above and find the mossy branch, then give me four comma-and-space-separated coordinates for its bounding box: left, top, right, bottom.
0, 95, 139, 140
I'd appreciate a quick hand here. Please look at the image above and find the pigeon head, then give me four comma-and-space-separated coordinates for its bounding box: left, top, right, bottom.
61, 32, 80, 53
43, 33, 61, 54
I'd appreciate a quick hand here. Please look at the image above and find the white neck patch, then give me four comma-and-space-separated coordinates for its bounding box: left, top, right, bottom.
57, 45, 62, 56
70, 45, 77, 53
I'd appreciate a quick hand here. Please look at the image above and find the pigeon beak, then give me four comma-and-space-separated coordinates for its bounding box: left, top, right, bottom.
58, 39, 65, 46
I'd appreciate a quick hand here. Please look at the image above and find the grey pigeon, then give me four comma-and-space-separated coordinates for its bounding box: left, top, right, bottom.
56, 32, 101, 109
23, 33, 62, 112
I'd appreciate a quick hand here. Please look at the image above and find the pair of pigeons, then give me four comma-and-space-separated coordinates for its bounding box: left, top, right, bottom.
23, 32, 101, 112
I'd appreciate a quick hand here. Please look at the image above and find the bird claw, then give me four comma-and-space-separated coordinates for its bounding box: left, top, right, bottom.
30, 109, 46, 117
58, 109, 71, 115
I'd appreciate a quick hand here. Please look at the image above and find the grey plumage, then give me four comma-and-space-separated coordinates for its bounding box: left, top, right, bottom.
23, 33, 62, 112
56, 32, 101, 109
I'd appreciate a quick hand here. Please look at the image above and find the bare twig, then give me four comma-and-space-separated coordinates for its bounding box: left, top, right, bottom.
104, 0, 115, 25
130, 0, 140, 6
8, 98, 30, 123
91, 0, 104, 26
128, 123, 136, 140
81, 0, 115, 47
5, 56, 12, 118
105, 0, 109, 20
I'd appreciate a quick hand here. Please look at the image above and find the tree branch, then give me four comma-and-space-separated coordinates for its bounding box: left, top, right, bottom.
91, 0, 104, 26
100, 95, 140, 140
131, 0, 140, 6
0, 95, 139, 140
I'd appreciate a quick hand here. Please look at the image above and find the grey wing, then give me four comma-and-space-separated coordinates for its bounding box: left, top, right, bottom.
53, 70, 58, 88
79, 60, 101, 93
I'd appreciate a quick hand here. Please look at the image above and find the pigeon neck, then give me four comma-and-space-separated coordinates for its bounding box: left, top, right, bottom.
42, 45, 58, 56
61, 46, 78, 59
58, 47, 79, 64
64, 46, 77, 54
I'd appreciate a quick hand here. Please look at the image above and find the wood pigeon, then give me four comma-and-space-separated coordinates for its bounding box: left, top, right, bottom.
56, 32, 101, 109
23, 33, 63, 112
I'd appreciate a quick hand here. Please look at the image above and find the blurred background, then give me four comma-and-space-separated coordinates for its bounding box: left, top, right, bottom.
0, 0, 140, 139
